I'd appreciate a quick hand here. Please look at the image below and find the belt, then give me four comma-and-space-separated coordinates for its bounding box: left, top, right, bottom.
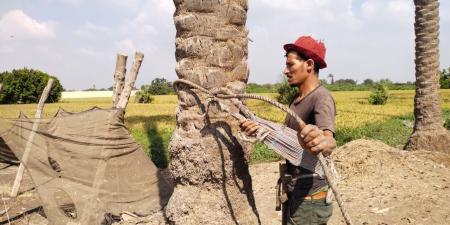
302, 191, 327, 200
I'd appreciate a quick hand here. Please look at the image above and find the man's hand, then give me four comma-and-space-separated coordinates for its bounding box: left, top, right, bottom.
239, 119, 261, 136
298, 124, 336, 156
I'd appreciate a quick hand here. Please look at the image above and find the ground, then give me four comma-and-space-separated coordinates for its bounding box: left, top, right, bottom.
252, 139, 450, 225
1, 139, 450, 225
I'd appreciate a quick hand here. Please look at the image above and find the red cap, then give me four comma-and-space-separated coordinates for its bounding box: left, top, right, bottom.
283, 36, 327, 69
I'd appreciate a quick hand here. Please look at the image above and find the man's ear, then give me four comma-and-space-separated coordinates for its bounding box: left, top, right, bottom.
306, 59, 315, 73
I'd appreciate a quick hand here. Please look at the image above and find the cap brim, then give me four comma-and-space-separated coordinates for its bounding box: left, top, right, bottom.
283, 43, 298, 52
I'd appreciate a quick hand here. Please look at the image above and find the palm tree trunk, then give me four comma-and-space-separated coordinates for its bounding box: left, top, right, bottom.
166, 1, 260, 224
405, 0, 450, 152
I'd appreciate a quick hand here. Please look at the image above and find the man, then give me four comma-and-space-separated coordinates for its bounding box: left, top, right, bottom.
240, 36, 337, 225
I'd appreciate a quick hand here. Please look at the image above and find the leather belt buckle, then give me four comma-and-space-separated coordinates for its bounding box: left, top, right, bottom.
304, 191, 327, 200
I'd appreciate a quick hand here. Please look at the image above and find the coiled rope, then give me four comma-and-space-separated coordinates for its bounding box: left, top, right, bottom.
173, 79, 354, 225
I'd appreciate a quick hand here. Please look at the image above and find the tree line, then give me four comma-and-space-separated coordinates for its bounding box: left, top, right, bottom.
0, 67, 449, 104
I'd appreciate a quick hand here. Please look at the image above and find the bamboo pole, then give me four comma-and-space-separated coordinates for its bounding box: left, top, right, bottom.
116, 51, 144, 109
10, 79, 54, 197
112, 54, 128, 107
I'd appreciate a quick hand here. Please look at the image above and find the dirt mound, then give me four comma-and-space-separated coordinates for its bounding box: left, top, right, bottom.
329, 139, 450, 225
334, 139, 417, 179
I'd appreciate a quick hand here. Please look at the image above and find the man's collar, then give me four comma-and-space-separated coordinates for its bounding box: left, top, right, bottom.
293, 85, 321, 105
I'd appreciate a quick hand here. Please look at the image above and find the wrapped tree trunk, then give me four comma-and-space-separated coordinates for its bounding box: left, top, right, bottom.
405, 0, 450, 152
166, 0, 260, 224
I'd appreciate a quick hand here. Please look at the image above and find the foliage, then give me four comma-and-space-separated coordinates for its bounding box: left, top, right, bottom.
246, 83, 279, 93
319, 79, 328, 85
321, 82, 414, 91
250, 142, 282, 163
323, 83, 364, 91
134, 77, 176, 103
143, 78, 174, 95
440, 68, 450, 89
276, 78, 298, 104
363, 78, 374, 85
378, 79, 393, 85
0, 68, 63, 104
368, 83, 389, 105
334, 78, 357, 85
134, 88, 154, 103
335, 114, 414, 147
443, 109, 450, 130
336, 109, 448, 146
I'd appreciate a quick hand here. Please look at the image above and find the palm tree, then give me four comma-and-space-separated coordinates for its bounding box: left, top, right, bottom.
328, 73, 334, 84
166, 1, 260, 224
405, 0, 450, 152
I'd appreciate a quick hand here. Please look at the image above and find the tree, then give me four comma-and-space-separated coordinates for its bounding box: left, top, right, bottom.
440, 68, 450, 88
167, 1, 259, 224
134, 86, 154, 103
144, 77, 174, 95
363, 78, 374, 85
368, 83, 389, 105
0, 68, 63, 104
379, 78, 393, 85
334, 78, 357, 85
405, 0, 450, 152
276, 78, 298, 104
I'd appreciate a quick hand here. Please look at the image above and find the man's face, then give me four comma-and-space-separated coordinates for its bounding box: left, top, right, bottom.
283, 52, 308, 87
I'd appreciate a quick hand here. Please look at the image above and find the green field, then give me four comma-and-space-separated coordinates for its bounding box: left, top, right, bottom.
1, 90, 449, 167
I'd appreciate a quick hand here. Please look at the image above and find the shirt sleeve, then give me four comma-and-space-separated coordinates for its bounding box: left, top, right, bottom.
313, 92, 336, 133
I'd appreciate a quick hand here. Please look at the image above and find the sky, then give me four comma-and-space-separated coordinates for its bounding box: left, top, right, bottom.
0, 0, 449, 90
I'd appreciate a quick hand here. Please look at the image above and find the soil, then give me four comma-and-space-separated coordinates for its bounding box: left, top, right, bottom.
2, 139, 450, 225
252, 139, 450, 225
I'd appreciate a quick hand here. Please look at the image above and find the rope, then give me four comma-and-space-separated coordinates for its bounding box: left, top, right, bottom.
173, 79, 354, 225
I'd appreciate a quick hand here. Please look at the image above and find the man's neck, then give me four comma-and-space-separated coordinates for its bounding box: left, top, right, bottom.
298, 74, 320, 97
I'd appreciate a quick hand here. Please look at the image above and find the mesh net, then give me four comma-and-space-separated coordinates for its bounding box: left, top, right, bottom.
0, 107, 173, 224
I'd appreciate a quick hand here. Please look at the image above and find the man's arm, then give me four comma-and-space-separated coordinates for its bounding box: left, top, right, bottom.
297, 124, 336, 157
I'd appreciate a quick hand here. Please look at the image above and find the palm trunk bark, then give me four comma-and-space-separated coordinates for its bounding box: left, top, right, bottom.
405, 0, 450, 152
166, 0, 260, 224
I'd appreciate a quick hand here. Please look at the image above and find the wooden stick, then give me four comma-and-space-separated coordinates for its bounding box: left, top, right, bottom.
10, 79, 54, 197
112, 54, 128, 107
116, 51, 144, 109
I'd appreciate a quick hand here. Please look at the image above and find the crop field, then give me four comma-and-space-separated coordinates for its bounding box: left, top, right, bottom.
1, 90, 449, 167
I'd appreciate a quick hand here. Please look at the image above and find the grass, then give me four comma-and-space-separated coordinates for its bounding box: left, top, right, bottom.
1, 90, 449, 167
